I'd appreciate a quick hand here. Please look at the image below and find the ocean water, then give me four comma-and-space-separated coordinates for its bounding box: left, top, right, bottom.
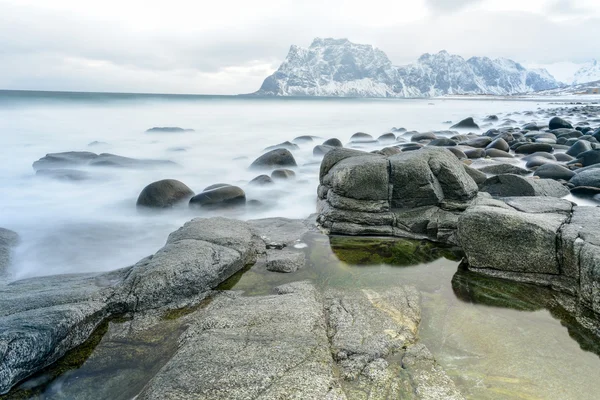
0, 90, 581, 279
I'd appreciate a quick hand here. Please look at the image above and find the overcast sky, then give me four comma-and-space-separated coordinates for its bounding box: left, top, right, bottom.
0, 0, 598, 94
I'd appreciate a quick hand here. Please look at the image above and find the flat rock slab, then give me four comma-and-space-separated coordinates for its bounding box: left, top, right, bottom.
265, 250, 306, 273
139, 282, 345, 400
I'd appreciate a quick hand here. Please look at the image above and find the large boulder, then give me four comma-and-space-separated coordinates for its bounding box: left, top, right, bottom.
389, 148, 478, 208
189, 185, 246, 209
534, 164, 575, 180
549, 117, 573, 130
480, 174, 570, 198
136, 179, 195, 208
570, 149, 600, 167
249, 149, 297, 170
451, 117, 479, 130
458, 204, 567, 274
570, 169, 600, 189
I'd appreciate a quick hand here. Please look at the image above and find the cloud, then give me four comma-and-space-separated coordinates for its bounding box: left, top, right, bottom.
0, 0, 598, 94
424, 0, 484, 14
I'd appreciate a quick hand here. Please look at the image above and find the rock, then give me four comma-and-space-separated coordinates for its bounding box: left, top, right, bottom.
461, 137, 492, 148
375, 146, 402, 156
136, 179, 195, 208
411, 132, 437, 142
534, 164, 575, 180
549, 117, 573, 130
248, 175, 274, 186
249, 149, 297, 170
514, 143, 554, 154
463, 165, 487, 185
32, 151, 98, 170
464, 148, 486, 159
139, 282, 344, 400
377, 133, 396, 143
555, 153, 575, 162
522, 122, 540, 131
323, 138, 343, 147
35, 168, 92, 181
485, 149, 513, 158
480, 174, 570, 197
350, 132, 374, 142
189, 186, 246, 208
428, 138, 457, 147
265, 250, 305, 272
264, 141, 300, 152
271, 169, 296, 180
292, 135, 315, 143
145, 127, 193, 133
313, 145, 335, 156
203, 183, 231, 191
0, 228, 19, 272
458, 204, 567, 274
477, 164, 529, 176
451, 117, 479, 130
501, 196, 573, 215
569, 149, 600, 167
89, 153, 177, 169
525, 156, 557, 169
566, 140, 593, 157
446, 147, 467, 159
485, 115, 499, 121
486, 138, 510, 152
570, 169, 600, 189
389, 148, 478, 208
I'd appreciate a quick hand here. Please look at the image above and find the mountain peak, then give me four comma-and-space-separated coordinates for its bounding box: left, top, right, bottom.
572, 60, 600, 85
254, 38, 560, 97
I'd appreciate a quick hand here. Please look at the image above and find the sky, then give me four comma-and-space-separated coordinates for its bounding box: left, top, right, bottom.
0, 0, 598, 94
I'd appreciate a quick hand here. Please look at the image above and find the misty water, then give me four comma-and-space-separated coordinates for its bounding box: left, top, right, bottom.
2, 91, 600, 399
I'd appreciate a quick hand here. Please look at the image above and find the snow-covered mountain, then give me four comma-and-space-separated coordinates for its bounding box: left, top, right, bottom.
572, 60, 600, 85
253, 38, 560, 97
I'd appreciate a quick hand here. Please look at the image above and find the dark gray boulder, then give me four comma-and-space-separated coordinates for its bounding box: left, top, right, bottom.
189, 186, 246, 208
569, 149, 600, 167
350, 132, 374, 142
249, 149, 297, 170
485, 149, 513, 158
136, 179, 195, 208
566, 140, 593, 157
477, 164, 529, 176
451, 117, 479, 130
429, 138, 457, 147
271, 169, 296, 180
486, 138, 510, 152
248, 175, 274, 186
463, 165, 487, 185
411, 132, 437, 142
464, 148, 486, 159
461, 137, 492, 148
514, 143, 554, 154
570, 169, 600, 189
377, 133, 396, 143
549, 117, 573, 130
480, 174, 570, 198
534, 164, 575, 180
323, 138, 343, 147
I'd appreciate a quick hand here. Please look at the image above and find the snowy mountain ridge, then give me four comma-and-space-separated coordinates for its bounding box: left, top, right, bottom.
572, 60, 600, 85
254, 38, 561, 98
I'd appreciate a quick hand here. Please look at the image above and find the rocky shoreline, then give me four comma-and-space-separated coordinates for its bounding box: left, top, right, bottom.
2, 104, 600, 398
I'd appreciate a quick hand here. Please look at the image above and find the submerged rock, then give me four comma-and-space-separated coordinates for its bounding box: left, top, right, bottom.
189, 185, 246, 209
480, 174, 569, 198
451, 117, 479, 130
136, 179, 195, 209
249, 148, 297, 170
549, 117, 573, 130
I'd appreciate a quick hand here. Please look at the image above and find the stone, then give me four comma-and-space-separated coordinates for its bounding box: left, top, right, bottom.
389, 148, 478, 208
463, 165, 487, 185
189, 186, 246, 208
136, 179, 195, 208
502, 196, 573, 215
451, 117, 479, 130
458, 204, 567, 274
265, 250, 306, 273
477, 164, 529, 176
461, 137, 492, 148
350, 132, 374, 142
480, 174, 570, 198
515, 143, 554, 154
264, 141, 300, 152
248, 174, 274, 186
428, 138, 457, 147
445, 147, 467, 159
485, 149, 513, 158
292, 135, 315, 143
566, 140, 593, 157
570, 169, 600, 189
91, 153, 177, 168
533, 164, 576, 180
323, 155, 389, 201
377, 133, 396, 143
146, 127, 193, 133
32, 151, 98, 170
569, 149, 600, 167
486, 138, 510, 152
323, 138, 343, 147
549, 116, 573, 130
271, 169, 296, 180
411, 132, 437, 142
249, 149, 297, 170
313, 144, 335, 156
464, 148, 486, 159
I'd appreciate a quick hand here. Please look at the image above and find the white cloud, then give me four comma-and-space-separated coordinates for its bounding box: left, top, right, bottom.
0, 0, 598, 93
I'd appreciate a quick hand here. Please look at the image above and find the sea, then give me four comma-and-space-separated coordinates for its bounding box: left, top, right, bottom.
2, 90, 600, 400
